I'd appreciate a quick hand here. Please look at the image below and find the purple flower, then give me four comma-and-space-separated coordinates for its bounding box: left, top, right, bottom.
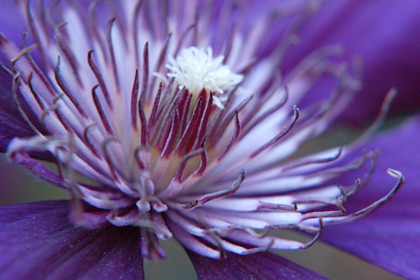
0, 0, 418, 279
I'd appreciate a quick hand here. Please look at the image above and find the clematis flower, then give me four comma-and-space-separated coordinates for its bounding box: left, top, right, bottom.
0, 0, 417, 279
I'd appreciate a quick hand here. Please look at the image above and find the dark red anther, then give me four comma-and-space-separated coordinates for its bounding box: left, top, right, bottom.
92, 85, 114, 136
130, 70, 140, 128
142, 42, 149, 94
55, 23, 83, 86
55, 57, 88, 118
192, 91, 213, 150
183, 169, 245, 209
148, 82, 162, 127
175, 90, 206, 154
160, 109, 180, 159
138, 98, 148, 146
88, 50, 113, 108
174, 148, 205, 183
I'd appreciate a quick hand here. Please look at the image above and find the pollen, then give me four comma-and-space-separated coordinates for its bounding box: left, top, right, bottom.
166, 46, 244, 95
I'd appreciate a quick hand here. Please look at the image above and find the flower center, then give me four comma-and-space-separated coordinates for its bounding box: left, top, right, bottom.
166, 46, 243, 96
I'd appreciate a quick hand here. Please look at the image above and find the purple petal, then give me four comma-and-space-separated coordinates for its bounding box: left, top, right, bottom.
0, 85, 56, 158
186, 249, 328, 280
0, 1, 51, 152
0, 1, 26, 48
282, 0, 420, 125
0, 200, 144, 280
0, 98, 35, 152
0, 59, 39, 153
321, 115, 420, 279
0, 63, 36, 152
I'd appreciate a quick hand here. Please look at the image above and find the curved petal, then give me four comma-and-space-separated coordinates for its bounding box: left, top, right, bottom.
282, 0, 420, 125
320, 115, 420, 279
0, 200, 144, 280
186, 248, 328, 280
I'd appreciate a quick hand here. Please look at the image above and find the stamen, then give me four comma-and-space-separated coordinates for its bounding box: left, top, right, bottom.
346, 178, 362, 197
183, 169, 245, 209
134, 146, 152, 170
160, 109, 180, 158
166, 46, 244, 95
0, 61, 14, 77
54, 22, 83, 86
149, 80, 177, 136
301, 209, 345, 220
25, 1, 46, 61
10, 44, 37, 72
250, 106, 300, 158
148, 34, 172, 103
176, 89, 191, 133
228, 226, 271, 238
208, 94, 250, 143
21, 31, 56, 97
92, 85, 114, 136
207, 230, 228, 260
148, 82, 163, 127
88, 2, 108, 59
323, 169, 405, 225
174, 90, 206, 153
241, 84, 288, 135
39, 95, 60, 127
132, 0, 145, 65
138, 98, 148, 146
150, 211, 173, 240
140, 229, 166, 260
83, 124, 101, 158
142, 42, 149, 93
88, 50, 113, 108
174, 148, 205, 183
192, 140, 208, 177
240, 239, 274, 255
257, 202, 297, 212
55, 57, 88, 118
218, 111, 241, 160
192, 92, 213, 150
281, 147, 343, 172
101, 137, 120, 182
130, 69, 140, 128
12, 72, 40, 133
299, 219, 324, 249
27, 72, 46, 110
106, 18, 120, 90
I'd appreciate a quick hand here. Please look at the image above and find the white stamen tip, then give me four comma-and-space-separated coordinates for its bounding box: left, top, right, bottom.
166, 46, 243, 95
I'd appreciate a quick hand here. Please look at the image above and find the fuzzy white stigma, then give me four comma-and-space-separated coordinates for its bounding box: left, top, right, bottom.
166, 46, 243, 95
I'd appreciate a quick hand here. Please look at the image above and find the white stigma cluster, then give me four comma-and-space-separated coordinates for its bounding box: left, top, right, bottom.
166, 46, 244, 95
